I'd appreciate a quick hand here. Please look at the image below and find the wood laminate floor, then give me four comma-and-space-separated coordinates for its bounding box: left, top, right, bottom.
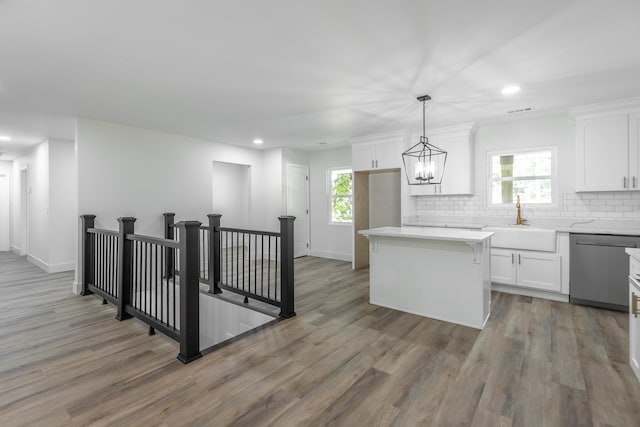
1, 252, 640, 426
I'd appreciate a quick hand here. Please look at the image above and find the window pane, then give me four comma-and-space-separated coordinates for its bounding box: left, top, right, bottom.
331, 169, 352, 196
332, 196, 352, 222
492, 178, 552, 204
491, 151, 551, 178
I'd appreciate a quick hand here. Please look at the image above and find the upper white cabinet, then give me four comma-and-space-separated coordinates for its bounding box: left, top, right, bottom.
409, 123, 475, 196
351, 131, 403, 172
573, 99, 640, 192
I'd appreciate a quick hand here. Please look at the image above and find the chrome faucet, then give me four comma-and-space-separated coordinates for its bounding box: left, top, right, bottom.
516, 195, 527, 225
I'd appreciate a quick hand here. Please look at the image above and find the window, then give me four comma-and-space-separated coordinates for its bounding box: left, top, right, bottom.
329, 168, 353, 223
489, 149, 555, 205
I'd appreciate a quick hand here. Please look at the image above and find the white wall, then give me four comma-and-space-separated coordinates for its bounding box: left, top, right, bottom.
263, 148, 283, 232
409, 114, 640, 222
369, 171, 401, 228
9, 138, 76, 271
308, 146, 352, 261
473, 115, 575, 196
12, 141, 50, 267
75, 118, 269, 292
0, 161, 11, 251
48, 138, 76, 269
212, 161, 250, 229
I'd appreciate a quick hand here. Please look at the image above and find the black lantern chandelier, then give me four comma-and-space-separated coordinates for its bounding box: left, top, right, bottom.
402, 95, 447, 185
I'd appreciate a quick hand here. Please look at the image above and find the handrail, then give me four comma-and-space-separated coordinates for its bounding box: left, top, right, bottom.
126, 233, 179, 248
88, 228, 118, 236
218, 226, 280, 238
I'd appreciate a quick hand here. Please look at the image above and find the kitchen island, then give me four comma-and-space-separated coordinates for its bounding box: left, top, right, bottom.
359, 226, 494, 329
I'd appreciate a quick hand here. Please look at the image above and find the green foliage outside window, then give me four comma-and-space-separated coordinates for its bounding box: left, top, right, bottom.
330, 169, 353, 223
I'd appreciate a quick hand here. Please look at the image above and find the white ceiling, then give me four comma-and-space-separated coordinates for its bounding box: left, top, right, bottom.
1, 0, 640, 158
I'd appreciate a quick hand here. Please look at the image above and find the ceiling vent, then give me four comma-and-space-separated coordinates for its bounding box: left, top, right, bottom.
507, 107, 534, 114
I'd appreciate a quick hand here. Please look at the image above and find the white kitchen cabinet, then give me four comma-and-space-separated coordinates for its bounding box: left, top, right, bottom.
352, 137, 401, 172
409, 123, 474, 196
574, 99, 640, 192
490, 248, 561, 292
629, 277, 640, 383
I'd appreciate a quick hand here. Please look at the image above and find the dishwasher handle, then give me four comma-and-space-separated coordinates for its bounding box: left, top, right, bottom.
574, 241, 637, 248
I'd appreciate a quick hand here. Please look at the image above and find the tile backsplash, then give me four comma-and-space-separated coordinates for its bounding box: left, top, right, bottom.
414, 192, 640, 221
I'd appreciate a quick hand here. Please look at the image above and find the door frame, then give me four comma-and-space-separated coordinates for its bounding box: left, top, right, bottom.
286, 163, 310, 258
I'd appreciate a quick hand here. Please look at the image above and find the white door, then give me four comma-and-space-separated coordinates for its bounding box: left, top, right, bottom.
286, 164, 309, 258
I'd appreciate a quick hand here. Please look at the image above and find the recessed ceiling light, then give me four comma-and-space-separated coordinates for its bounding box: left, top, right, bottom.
501, 85, 521, 95
253, 139, 263, 145
0, 135, 11, 141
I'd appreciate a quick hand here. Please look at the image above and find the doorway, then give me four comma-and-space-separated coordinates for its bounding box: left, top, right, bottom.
286, 164, 310, 258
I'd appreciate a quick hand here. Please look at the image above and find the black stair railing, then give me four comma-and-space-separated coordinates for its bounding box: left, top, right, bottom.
80, 214, 202, 364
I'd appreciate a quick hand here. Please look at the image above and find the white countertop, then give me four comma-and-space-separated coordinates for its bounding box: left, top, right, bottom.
626, 248, 640, 261
404, 217, 640, 236
359, 226, 494, 243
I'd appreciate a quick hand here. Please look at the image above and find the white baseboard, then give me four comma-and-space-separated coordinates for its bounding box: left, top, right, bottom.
72, 281, 83, 295
27, 254, 75, 273
309, 249, 352, 262
491, 283, 569, 303
11, 244, 22, 255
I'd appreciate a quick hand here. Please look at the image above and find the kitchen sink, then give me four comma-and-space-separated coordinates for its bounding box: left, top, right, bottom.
482, 226, 557, 252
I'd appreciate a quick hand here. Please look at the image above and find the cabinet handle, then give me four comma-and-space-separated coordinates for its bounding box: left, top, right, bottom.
624, 176, 628, 188
371, 160, 374, 168
634, 176, 637, 188
633, 292, 639, 318
511, 253, 515, 264
375, 160, 378, 168
518, 254, 521, 265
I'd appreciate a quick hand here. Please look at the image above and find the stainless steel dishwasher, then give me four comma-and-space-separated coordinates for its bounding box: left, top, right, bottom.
570, 233, 640, 311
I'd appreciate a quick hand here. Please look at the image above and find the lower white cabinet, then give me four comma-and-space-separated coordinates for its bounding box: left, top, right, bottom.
630, 278, 640, 382
491, 248, 562, 292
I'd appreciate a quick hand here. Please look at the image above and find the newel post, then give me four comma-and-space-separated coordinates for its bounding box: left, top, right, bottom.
278, 216, 296, 318
177, 220, 203, 364
80, 215, 96, 296
163, 213, 175, 279
116, 217, 136, 321
207, 214, 222, 295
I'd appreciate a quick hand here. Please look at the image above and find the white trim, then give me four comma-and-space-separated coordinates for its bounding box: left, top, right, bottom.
570, 96, 640, 119
11, 244, 22, 254
486, 146, 558, 208
491, 283, 569, 302
309, 249, 352, 262
72, 281, 83, 295
27, 254, 75, 273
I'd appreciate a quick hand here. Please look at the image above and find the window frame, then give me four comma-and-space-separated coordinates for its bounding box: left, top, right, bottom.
327, 166, 353, 225
486, 146, 558, 209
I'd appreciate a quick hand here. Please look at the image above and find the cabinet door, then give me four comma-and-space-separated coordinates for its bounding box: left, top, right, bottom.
630, 280, 640, 382
374, 142, 401, 170
629, 112, 640, 190
437, 135, 473, 195
517, 251, 561, 292
490, 249, 517, 285
576, 114, 629, 191
352, 143, 376, 171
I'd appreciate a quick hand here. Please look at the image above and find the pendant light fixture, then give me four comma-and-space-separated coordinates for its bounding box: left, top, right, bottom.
402, 95, 447, 185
